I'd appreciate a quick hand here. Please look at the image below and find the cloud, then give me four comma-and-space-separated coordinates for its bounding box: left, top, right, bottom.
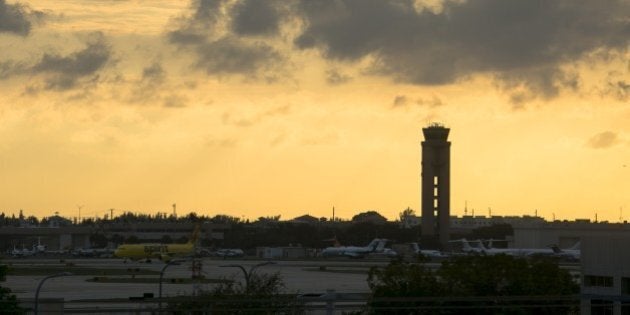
194, 36, 282, 76
142, 62, 166, 84
0, 33, 112, 92
31, 33, 112, 90
168, 0, 286, 79
417, 95, 443, 107
295, 0, 629, 101
222, 105, 290, 127
230, 0, 283, 36
0, 0, 43, 36
588, 131, 620, 149
163, 94, 188, 108
168, 0, 224, 46
392, 95, 408, 107
326, 68, 352, 85
393, 94, 443, 108
0, 60, 26, 79
605, 80, 629, 101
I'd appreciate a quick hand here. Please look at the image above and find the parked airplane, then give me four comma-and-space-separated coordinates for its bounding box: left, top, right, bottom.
453, 238, 561, 258
10, 239, 47, 257
320, 239, 385, 258
409, 242, 449, 259
114, 225, 200, 262
477, 239, 557, 257
212, 248, 245, 258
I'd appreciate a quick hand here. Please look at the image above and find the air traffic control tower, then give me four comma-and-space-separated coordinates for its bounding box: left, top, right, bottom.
421, 123, 451, 249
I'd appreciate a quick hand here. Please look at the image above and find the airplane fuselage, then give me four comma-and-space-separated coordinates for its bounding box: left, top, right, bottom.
114, 243, 193, 261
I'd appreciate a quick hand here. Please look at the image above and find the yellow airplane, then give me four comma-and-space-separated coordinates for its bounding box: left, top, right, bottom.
114, 225, 199, 262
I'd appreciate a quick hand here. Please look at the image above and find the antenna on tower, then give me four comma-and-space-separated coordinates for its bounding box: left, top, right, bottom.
464, 200, 468, 216
172, 203, 177, 218
77, 204, 84, 223
332, 206, 335, 222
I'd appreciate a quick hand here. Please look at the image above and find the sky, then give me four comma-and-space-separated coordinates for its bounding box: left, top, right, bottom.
0, 0, 628, 222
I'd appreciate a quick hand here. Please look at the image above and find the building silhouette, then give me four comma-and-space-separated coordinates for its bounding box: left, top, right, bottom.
421, 123, 451, 249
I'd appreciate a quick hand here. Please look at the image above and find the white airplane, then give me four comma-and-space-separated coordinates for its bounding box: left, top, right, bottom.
321, 239, 385, 258
10, 238, 47, 257
454, 239, 557, 257
213, 248, 245, 257
479, 239, 558, 257
409, 242, 449, 259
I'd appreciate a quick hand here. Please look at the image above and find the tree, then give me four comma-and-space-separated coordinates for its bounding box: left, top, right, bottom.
399, 207, 416, 221
0, 263, 23, 314
366, 255, 579, 314
367, 258, 443, 313
168, 272, 298, 314
352, 210, 388, 224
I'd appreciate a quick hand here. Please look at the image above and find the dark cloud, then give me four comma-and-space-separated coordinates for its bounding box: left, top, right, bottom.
0, 33, 112, 92
588, 131, 619, 149
295, 0, 629, 101
168, 0, 224, 45
168, 0, 285, 78
142, 62, 166, 84
231, 0, 282, 36
0, 0, 40, 36
606, 80, 629, 101
326, 68, 351, 85
31, 33, 112, 90
392, 95, 408, 107
127, 61, 168, 105
194, 36, 282, 76
392, 94, 444, 108
0, 60, 25, 79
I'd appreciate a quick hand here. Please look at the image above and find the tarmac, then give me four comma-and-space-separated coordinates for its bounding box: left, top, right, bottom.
3, 257, 389, 301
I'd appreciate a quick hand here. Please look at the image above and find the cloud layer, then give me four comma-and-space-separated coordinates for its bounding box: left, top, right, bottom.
295, 0, 629, 101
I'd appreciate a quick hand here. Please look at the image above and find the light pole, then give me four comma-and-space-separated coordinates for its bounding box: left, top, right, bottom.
158, 259, 185, 313
220, 261, 275, 293
34, 272, 72, 315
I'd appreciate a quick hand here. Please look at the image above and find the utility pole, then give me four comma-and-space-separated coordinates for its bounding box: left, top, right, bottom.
77, 205, 83, 224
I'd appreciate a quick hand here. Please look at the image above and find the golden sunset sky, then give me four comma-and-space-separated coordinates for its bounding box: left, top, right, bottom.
0, 0, 628, 221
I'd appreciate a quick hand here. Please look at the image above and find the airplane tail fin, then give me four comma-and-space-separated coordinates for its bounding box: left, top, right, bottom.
367, 239, 380, 251
474, 239, 487, 250
568, 241, 581, 250
410, 242, 420, 253
550, 244, 562, 254
487, 239, 494, 249
375, 239, 387, 252
460, 238, 473, 251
